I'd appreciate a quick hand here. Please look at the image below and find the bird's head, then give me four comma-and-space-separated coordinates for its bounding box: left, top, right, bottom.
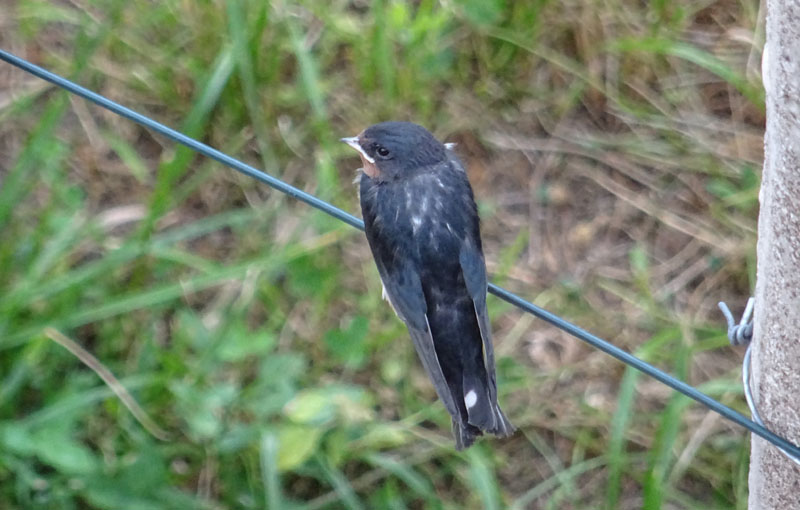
341, 121, 449, 181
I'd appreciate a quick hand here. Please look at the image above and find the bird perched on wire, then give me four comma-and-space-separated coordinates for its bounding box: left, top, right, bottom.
341, 121, 515, 449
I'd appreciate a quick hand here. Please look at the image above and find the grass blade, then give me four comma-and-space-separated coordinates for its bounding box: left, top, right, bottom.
140, 46, 235, 238
606, 365, 640, 510
227, 0, 278, 172
260, 431, 283, 510
315, 455, 365, 510
466, 448, 501, 510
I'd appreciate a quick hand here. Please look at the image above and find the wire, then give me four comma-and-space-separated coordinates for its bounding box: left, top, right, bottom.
742, 345, 800, 466
719, 299, 800, 465
3, 48, 799, 460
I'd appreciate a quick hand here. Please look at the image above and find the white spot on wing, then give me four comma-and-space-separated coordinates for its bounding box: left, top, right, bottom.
464, 390, 478, 409
412, 215, 423, 232
420, 196, 429, 213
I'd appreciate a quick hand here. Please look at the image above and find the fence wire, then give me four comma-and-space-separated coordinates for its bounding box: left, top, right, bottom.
2, 48, 799, 460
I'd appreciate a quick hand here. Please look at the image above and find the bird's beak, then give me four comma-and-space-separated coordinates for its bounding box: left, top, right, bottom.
340, 136, 375, 164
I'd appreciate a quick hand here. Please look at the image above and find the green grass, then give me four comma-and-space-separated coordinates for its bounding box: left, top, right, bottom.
1, 0, 762, 508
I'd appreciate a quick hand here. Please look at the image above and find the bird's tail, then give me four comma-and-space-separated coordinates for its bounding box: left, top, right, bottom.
453, 420, 483, 451
490, 405, 515, 437
450, 378, 515, 449
452, 406, 515, 450
462, 372, 516, 438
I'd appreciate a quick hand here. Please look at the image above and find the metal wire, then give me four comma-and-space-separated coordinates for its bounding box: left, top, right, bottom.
719, 299, 800, 465
3, 48, 800, 460
719, 298, 754, 346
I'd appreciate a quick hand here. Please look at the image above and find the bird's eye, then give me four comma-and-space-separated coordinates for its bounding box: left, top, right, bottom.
376, 146, 391, 158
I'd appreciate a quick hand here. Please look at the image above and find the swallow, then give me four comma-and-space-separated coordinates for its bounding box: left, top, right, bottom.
342, 121, 515, 449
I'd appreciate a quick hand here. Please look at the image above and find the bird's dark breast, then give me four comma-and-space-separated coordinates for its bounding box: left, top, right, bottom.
359, 164, 479, 298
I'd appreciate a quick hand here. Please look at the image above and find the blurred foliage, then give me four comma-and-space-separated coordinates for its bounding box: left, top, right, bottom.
0, 0, 763, 508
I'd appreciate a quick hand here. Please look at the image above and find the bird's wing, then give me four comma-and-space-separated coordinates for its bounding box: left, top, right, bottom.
377, 262, 460, 420
458, 241, 499, 405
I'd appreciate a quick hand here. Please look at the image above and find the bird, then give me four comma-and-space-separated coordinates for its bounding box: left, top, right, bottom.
341, 121, 515, 449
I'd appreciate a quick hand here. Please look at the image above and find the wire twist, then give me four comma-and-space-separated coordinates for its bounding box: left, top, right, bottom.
3, 48, 800, 461
719, 299, 800, 466
718, 298, 754, 346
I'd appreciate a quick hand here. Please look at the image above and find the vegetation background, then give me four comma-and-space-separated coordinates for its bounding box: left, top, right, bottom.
0, 0, 764, 508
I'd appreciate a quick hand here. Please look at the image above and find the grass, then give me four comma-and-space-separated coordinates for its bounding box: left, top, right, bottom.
1, 0, 762, 508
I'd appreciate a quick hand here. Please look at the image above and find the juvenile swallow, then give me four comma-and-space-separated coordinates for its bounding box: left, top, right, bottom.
342, 121, 515, 449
